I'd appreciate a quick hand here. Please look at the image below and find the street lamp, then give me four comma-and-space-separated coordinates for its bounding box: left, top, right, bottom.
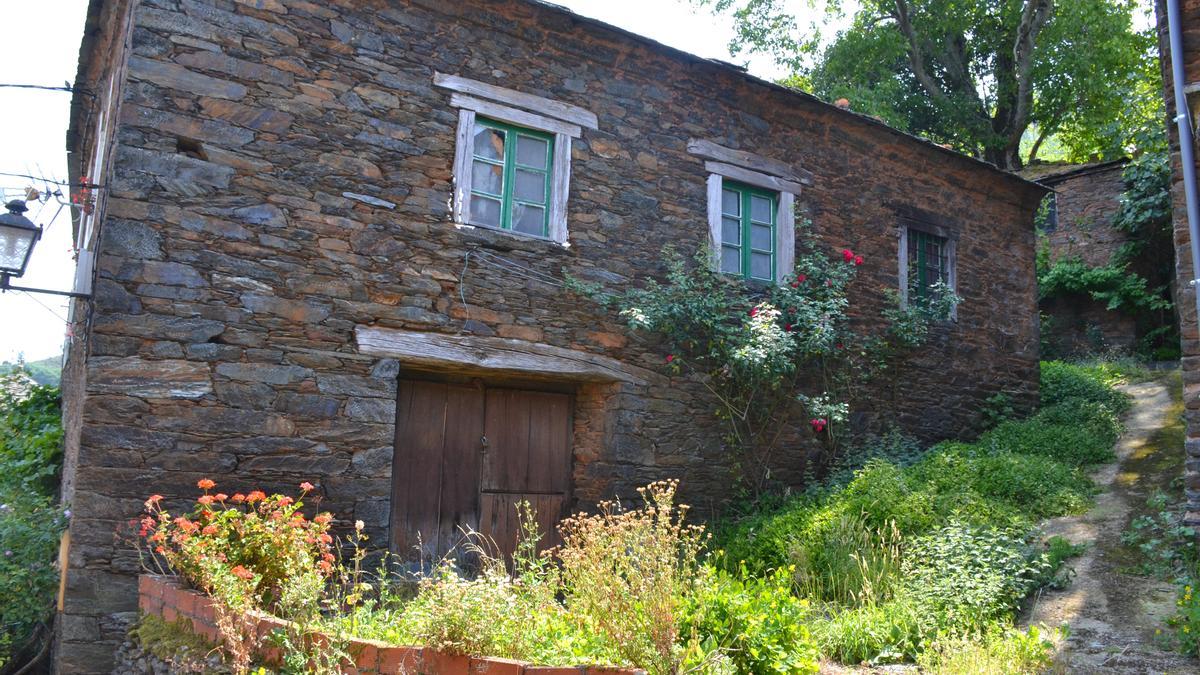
0, 199, 90, 299
0, 200, 39, 278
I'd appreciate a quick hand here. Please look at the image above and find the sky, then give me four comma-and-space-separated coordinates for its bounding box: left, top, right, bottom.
0, 0, 823, 364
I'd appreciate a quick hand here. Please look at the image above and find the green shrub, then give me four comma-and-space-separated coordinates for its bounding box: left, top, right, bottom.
811, 597, 930, 664
910, 444, 1094, 520
1040, 360, 1132, 413
979, 400, 1121, 467
916, 624, 1061, 674
0, 378, 63, 670
900, 524, 1051, 635
682, 566, 819, 674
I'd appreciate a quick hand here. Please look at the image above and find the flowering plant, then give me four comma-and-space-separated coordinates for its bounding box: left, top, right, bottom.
568, 218, 957, 491
140, 480, 335, 608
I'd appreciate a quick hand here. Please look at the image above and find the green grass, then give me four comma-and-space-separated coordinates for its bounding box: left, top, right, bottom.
715, 360, 1133, 665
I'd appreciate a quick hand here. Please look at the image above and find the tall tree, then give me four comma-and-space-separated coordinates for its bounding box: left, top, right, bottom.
703, 0, 1156, 170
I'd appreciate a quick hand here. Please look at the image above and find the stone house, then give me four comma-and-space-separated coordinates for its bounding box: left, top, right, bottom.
1022, 159, 1140, 354
56, 0, 1045, 669
1157, 0, 1200, 526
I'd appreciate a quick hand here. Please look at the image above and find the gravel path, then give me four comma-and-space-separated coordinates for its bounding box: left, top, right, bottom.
1023, 377, 1197, 674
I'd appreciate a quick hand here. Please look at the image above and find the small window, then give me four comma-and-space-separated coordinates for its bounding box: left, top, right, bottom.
468, 118, 554, 237
1038, 193, 1058, 232
719, 180, 777, 282
906, 228, 950, 299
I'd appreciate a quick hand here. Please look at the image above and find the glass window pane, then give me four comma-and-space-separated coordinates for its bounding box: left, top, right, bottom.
721, 189, 740, 216
750, 195, 773, 223
470, 195, 502, 227
473, 125, 505, 160
514, 168, 546, 203
512, 204, 546, 235
751, 253, 773, 280
721, 246, 741, 274
516, 135, 549, 169
472, 160, 504, 196
722, 217, 740, 245
750, 224, 772, 251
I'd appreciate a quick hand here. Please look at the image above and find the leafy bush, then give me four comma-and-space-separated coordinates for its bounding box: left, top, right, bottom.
557, 480, 707, 675
811, 597, 929, 664
1169, 577, 1200, 657
1122, 490, 1197, 579
1040, 360, 1132, 414
900, 524, 1051, 635
0, 378, 63, 670
916, 624, 1061, 674
979, 399, 1122, 467
141, 480, 335, 608
683, 565, 819, 674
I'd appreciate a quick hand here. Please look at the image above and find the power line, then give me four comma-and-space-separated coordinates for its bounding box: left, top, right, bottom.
17, 291, 69, 325
0, 172, 101, 190
0, 83, 93, 97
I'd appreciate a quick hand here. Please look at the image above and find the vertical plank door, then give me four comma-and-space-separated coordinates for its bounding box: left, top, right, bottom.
479, 388, 573, 561
390, 380, 484, 561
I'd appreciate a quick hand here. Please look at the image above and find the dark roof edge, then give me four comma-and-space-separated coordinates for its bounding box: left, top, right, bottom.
1030, 158, 1129, 184
530, 0, 1047, 195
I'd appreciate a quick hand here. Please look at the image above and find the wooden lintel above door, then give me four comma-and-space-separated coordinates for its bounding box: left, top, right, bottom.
356, 325, 659, 385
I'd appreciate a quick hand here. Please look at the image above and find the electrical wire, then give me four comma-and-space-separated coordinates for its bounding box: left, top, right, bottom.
0, 83, 93, 97
17, 291, 69, 325
0, 172, 101, 190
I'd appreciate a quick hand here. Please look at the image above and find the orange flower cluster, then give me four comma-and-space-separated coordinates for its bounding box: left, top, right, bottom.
138, 479, 337, 607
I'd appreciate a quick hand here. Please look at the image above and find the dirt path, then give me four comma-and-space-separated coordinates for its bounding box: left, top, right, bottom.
1022, 375, 1196, 674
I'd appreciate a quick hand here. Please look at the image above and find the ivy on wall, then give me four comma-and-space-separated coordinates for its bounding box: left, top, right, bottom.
1037, 137, 1177, 359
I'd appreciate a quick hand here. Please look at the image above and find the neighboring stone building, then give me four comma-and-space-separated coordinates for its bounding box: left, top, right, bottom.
56, 0, 1045, 669
1158, 0, 1200, 526
1022, 159, 1140, 355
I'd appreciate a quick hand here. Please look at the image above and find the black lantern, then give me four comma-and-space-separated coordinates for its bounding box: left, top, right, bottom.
0, 200, 40, 278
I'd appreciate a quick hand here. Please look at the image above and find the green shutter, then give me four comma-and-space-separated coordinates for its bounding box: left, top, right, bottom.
469, 118, 554, 237
719, 180, 776, 282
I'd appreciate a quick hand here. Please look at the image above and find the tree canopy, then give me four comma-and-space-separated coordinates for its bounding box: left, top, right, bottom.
701, 0, 1159, 170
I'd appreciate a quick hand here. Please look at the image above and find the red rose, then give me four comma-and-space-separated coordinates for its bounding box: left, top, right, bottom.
665, 354, 674, 363
797, 274, 807, 283
197, 479, 216, 491
811, 418, 828, 433
854, 255, 864, 266
749, 307, 759, 317
842, 249, 854, 262
785, 323, 792, 331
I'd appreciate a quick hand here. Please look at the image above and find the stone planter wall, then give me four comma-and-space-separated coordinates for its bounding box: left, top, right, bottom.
137, 575, 641, 675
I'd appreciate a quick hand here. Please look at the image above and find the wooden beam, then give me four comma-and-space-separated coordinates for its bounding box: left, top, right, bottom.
705, 161, 807, 195
355, 326, 655, 385
434, 72, 599, 130
449, 93, 583, 138
688, 138, 813, 185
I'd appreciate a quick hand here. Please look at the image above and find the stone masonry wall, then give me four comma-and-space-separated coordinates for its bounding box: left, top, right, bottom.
1158, 0, 1200, 525
59, 0, 1043, 670
1038, 162, 1140, 355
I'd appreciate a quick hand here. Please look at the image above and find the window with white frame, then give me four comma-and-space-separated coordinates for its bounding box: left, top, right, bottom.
434, 73, 598, 246
689, 138, 811, 284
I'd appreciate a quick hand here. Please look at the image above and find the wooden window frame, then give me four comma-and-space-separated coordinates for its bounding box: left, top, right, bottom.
898, 221, 958, 317
717, 180, 779, 282
468, 117, 555, 237
690, 139, 806, 285
706, 171, 796, 284
439, 73, 598, 247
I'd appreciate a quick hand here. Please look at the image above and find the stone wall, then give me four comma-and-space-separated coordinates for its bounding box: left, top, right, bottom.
1036, 161, 1140, 355
58, 0, 1044, 669
1157, 0, 1200, 525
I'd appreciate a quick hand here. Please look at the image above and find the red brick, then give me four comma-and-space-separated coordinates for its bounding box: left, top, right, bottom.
421, 650, 470, 675
378, 646, 423, 674
470, 656, 528, 675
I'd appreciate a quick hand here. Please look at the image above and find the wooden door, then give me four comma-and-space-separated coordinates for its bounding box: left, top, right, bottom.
479, 389, 573, 561
390, 380, 484, 560
390, 380, 573, 564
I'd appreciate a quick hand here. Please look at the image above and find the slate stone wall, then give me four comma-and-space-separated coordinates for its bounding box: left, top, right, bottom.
59, 0, 1043, 669
1157, 0, 1200, 526
1039, 162, 1140, 355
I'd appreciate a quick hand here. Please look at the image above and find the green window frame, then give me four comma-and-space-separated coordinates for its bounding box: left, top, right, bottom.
719, 180, 777, 282
907, 228, 949, 299
468, 117, 554, 237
